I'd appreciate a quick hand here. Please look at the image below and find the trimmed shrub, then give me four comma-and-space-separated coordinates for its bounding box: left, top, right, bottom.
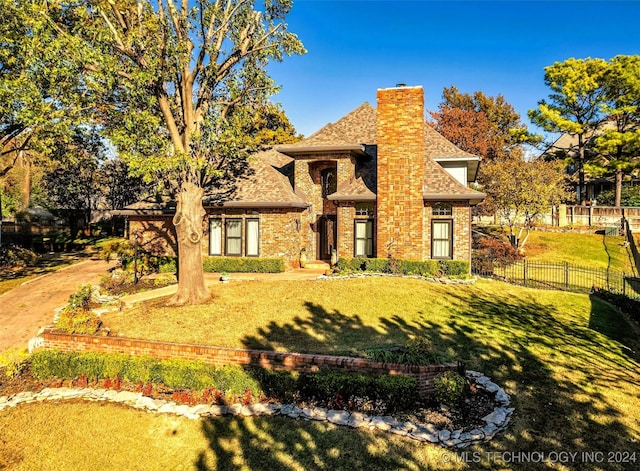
55, 309, 102, 335
434, 370, 466, 406
250, 367, 417, 413
336, 257, 469, 278
29, 351, 262, 396
0, 347, 30, 378
202, 257, 284, 273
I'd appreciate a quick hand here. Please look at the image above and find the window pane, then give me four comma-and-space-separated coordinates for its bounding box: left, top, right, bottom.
432, 221, 452, 259
210, 219, 222, 255
355, 221, 367, 238
226, 219, 242, 255
433, 240, 450, 258
356, 239, 366, 256
246, 219, 259, 256
227, 220, 242, 237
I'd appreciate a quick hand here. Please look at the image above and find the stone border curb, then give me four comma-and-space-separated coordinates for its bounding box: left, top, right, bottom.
0, 370, 512, 448
317, 273, 477, 285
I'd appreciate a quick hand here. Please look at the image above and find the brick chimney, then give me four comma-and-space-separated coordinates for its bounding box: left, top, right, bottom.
376, 85, 426, 260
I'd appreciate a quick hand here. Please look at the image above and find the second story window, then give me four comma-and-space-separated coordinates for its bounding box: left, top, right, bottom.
321, 167, 337, 198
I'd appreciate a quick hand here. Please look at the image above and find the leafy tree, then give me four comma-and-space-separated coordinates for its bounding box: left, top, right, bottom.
44, 0, 305, 305
595, 185, 640, 207
430, 85, 538, 161
479, 157, 569, 248
41, 127, 106, 236
99, 158, 153, 210
529, 58, 609, 204
592, 55, 640, 206
0, 0, 85, 178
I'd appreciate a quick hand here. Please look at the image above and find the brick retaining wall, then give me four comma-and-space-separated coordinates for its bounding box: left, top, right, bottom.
38, 329, 460, 397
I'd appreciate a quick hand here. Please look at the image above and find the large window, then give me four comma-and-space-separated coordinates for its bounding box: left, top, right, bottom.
210, 217, 260, 257
354, 220, 374, 257
245, 219, 259, 257
432, 220, 452, 259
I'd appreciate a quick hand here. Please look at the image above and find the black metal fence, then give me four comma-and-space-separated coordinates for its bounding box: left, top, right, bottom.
473, 259, 640, 299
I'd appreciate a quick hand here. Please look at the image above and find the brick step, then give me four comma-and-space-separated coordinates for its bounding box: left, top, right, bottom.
303, 260, 331, 270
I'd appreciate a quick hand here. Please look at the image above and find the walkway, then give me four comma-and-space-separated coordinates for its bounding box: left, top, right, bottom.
0, 257, 116, 351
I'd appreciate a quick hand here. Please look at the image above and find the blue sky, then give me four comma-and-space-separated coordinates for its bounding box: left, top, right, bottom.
267, 0, 640, 140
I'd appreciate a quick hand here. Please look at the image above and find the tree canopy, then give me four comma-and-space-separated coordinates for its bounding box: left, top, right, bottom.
430, 85, 539, 161
529, 56, 640, 205
479, 157, 569, 248
41, 0, 305, 304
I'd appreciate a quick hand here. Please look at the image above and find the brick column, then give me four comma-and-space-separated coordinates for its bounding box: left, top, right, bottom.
376, 86, 426, 260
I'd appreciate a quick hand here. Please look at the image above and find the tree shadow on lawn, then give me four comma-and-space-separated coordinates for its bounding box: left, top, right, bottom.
194, 416, 438, 471
231, 289, 640, 469
442, 290, 640, 466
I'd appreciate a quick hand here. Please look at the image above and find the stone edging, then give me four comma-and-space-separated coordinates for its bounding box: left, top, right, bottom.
317, 273, 477, 285
0, 370, 513, 449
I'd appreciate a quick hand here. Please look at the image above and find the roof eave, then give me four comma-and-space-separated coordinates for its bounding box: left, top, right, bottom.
329, 194, 377, 202
423, 192, 486, 206
218, 201, 310, 209
276, 144, 368, 157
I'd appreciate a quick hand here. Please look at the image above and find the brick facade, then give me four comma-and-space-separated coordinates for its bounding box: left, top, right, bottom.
126, 85, 482, 270
38, 329, 460, 398
376, 86, 426, 260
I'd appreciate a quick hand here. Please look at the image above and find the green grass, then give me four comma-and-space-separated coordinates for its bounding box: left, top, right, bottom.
0, 402, 448, 471
4, 277, 640, 469
523, 230, 635, 274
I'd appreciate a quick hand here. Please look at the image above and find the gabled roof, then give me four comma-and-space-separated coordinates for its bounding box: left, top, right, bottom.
328, 177, 377, 201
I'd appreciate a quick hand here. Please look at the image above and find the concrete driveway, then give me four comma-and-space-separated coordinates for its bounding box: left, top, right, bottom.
0, 259, 115, 351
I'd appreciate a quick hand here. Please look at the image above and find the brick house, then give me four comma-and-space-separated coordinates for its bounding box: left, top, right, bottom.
120, 85, 485, 269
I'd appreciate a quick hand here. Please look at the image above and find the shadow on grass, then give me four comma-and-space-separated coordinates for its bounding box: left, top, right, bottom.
194, 416, 430, 471
197, 283, 639, 469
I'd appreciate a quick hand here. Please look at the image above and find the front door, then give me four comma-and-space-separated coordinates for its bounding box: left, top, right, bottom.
319, 215, 337, 261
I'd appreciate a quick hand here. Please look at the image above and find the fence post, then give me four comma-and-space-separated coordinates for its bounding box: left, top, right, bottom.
523, 260, 528, 287
564, 261, 569, 289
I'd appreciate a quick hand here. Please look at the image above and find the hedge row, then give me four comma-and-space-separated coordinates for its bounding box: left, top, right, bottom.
202, 256, 285, 273
122, 256, 286, 274
30, 351, 260, 394
250, 368, 418, 413
29, 351, 418, 413
336, 257, 469, 277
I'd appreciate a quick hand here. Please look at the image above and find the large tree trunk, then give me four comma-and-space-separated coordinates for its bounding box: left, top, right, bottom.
167, 182, 210, 306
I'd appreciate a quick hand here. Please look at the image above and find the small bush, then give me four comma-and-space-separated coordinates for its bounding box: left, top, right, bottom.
591, 288, 640, 323
66, 284, 93, 311
0, 347, 30, 378
472, 234, 523, 274
250, 367, 417, 413
202, 257, 284, 273
434, 370, 466, 406
55, 308, 102, 335
0, 245, 39, 268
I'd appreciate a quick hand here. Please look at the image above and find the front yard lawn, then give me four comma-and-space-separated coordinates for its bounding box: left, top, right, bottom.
2, 277, 639, 470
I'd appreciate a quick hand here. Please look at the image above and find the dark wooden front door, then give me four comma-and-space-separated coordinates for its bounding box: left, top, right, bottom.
319, 215, 337, 261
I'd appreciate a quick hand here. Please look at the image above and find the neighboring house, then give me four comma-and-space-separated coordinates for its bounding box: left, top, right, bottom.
119, 85, 485, 269
543, 122, 640, 203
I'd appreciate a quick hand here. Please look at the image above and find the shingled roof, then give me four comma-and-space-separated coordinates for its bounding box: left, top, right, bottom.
215, 152, 307, 208
280, 101, 484, 203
